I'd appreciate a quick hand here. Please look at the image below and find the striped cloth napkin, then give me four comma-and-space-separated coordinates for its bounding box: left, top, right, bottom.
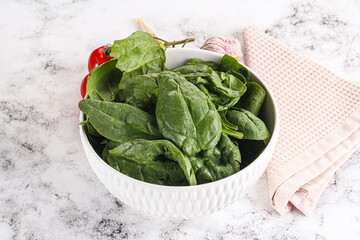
242, 25, 360, 215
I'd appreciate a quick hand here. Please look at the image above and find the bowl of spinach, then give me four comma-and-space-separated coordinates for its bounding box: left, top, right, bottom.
78, 32, 279, 218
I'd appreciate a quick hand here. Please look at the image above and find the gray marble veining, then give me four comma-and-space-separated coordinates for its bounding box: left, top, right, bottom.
1, 0, 360, 239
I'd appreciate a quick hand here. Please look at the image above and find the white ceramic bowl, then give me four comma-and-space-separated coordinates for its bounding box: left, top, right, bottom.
79, 48, 279, 218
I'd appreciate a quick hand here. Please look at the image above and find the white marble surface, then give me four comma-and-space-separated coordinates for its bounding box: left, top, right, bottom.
1, 0, 360, 239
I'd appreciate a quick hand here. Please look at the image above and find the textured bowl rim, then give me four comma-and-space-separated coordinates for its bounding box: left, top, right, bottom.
79, 48, 279, 190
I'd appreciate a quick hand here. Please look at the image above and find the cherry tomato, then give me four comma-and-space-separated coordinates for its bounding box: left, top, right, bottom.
88, 45, 114, 72
80, 74, 89, 99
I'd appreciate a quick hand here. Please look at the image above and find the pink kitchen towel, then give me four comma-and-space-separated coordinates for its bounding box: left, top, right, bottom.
242, 26, 360, 215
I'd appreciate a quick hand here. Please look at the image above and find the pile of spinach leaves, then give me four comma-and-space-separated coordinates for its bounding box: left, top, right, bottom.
79, 31, 270, 186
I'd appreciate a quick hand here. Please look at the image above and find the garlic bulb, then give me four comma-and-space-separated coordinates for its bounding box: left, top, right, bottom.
201, 36, 244, 63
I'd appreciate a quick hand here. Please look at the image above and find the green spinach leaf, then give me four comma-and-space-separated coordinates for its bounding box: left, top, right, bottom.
173, 65, 246, 111
108, 139, 197, 186
79, 99, 162, 142
221, 54, 250, 81
86, 121, 101, 136
190, 133, 241, 184
80, 115, 102, 137
122, 74, 159, 108
218, 72, 246, 94
86, 59, 122, 101
227, 70, 247, 84
219, 111, 238, 130
235, 82, 266, 116
195, 70, 246, 111
102, 141, 122, 163
156, 71, 222, 156
187, 58, 220, 71
207, 71, 246, 98
110, 31, 166, 74
219, 111, 243, 139
172, 64, 212, 79
226, 108, 269, 140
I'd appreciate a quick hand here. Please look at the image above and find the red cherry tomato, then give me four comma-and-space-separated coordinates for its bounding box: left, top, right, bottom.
88, 45, 114, 72
80, 74, 89, 98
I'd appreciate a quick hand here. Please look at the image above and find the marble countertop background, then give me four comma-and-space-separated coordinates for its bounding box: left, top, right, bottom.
1, 0, 360, 239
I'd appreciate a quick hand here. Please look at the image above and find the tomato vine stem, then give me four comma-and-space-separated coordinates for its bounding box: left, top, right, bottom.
153, 37, 195, 48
